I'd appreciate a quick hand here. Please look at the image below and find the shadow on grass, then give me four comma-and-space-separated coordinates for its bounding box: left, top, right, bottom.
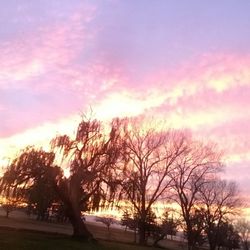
0, 227, 162, 250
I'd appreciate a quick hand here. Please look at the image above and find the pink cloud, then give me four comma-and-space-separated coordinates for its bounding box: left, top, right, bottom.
1, 15, 250, 185
124, 53, 250, 192
0, 3, 100, 137
0, 3, 96, 90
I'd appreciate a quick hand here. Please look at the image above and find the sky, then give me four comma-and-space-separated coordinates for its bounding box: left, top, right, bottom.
0, 0, 250, 199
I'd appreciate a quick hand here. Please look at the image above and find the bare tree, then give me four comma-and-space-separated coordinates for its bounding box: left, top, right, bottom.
95, 216, 115, 232
199, 179, 241, 250
120, 121, 186, 245
216, 221, 241, 250
235, 219, 250, 250
169, 140, 223, 250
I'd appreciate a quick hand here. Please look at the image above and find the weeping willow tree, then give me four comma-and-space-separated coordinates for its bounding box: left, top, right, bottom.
0, 117, 122, 241
0, 148, 58, 218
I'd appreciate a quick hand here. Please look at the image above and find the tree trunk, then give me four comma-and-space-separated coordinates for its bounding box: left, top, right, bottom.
58, 190, 94, 240
138, 219, 147, 245
208, 234, 217, 250
70, 216, 92, 240
67, 205, 93, 241
138, 199, 147, 245
243, 241, 249, 250
55, 177, 94, 241
186, 225, 195, 250
6, 210, 10, 218
153, 234, 165, 247
134, 228, 137, 243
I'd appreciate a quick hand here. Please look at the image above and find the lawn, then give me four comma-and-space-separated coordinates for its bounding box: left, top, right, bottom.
0, 227, 161, 250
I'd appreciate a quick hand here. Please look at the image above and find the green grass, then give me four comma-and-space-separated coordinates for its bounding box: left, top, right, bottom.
0, 227, 161, 250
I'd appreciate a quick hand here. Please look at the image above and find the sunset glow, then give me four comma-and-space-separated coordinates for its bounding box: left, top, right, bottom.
1, 1, 250, 201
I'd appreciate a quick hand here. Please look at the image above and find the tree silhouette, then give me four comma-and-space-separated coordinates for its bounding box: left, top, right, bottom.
121, 208, 157, 243
169, 140, 223, 250
119, 120, 186, 244
199, 179, 241, 250
0, 117, 121, 241
0, 147, 58, 218
0, 115, 242, 247
26, 170, 59, 221
95, 216, 115, 234
236, 219, 250, 250
152, 209, 179, 246
183, 208, 206, 247
161, 210, 179, 239
1, 195, 22, 218
217, 221, 241, 250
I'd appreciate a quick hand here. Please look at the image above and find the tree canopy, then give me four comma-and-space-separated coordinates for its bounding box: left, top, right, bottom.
0, 116, 242, 246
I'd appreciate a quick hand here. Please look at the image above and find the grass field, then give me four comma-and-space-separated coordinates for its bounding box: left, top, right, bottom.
0, 227, 161, 250
0, 213, 135, 243
0, 210, 184, 250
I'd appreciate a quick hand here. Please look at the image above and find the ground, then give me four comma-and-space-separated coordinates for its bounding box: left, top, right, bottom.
0, 227, 162, 250
0, 209, 184, 249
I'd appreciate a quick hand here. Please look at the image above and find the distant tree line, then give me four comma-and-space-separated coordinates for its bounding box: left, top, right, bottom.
0, 116, 246, 249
